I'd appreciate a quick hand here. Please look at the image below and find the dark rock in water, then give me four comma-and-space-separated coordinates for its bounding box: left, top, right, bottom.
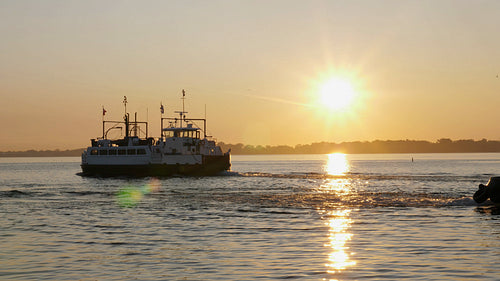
487, 177, 500, 203
474, 177, 500, 204
473, 184, 489, 204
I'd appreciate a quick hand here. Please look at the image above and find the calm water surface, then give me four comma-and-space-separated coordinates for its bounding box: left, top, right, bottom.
1, 153, 500, 280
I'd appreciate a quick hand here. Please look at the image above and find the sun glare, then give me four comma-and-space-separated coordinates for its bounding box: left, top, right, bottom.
325, 153, 350, 176
319, 77, 355, 111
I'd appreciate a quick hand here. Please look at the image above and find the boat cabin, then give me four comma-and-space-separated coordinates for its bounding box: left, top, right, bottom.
163, 124, 201, 139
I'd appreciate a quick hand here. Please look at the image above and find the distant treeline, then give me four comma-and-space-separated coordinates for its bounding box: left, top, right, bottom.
2, 139, 500, 157
219, 138, 500, 154
0, 149, 85, 157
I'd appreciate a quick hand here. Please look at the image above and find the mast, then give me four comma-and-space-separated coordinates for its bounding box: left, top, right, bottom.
102, 106, 106, 139
134, 112, 138, 137
182, 89, 185, 117
160, 102, 164, 138
124, 113, 130, 138
123, 96, 128, 116
123, 96, 129, 138
175, 89, 188, 128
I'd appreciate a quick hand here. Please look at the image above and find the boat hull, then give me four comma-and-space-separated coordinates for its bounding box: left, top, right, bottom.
80, 155, 230, 177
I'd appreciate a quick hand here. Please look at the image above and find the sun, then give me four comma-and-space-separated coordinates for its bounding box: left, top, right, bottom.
319, 77, 355, 111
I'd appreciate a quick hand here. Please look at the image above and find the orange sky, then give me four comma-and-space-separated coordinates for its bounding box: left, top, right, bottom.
1, 0, 500, 151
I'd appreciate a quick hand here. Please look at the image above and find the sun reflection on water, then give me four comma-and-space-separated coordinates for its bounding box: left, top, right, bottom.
324, 209, 355, 273
320, 153, 356, 274
325, 153, 349, 176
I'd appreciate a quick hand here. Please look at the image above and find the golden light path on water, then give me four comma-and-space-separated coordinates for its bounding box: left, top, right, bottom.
320, 153, 356, 275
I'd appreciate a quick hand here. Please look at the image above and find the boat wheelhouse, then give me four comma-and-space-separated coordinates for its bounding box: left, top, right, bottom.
81, 93, 230, 176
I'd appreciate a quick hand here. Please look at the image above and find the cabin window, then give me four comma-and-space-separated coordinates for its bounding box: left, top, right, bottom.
182, 131, 194, 138
137, 149, 146, 155
90, 149, 98, 155
127, 149, 136, 155
99, 149, 108, 156
109, 149, 117, 155
118, 149, 126, 155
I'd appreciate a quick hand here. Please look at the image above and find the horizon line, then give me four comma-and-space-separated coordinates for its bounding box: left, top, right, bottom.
1, 137, 499, 153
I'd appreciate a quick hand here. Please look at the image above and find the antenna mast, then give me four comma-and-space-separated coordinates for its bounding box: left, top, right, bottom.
175, 89, 188, 128
182, 89, 185, 116
123, 96, 128, 116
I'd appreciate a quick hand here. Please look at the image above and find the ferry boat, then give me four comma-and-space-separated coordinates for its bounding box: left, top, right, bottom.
81, 92, 231, 176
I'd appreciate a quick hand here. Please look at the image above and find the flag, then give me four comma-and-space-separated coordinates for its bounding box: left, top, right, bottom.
102, 107, 107, 116
160, 103, 164, 114
182, 89, 185, 97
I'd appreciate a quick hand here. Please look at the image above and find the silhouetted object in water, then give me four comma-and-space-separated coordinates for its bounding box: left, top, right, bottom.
473, 177, 500, 204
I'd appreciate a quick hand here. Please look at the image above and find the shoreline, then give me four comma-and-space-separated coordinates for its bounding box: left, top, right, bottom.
3, 139, 500, 157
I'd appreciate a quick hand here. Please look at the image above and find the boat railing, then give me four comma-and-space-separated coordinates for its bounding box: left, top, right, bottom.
161, 117, 207, 139
101, 119, 149, 140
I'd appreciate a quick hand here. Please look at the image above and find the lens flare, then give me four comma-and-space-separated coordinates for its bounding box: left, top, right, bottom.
116, 178, 161, 208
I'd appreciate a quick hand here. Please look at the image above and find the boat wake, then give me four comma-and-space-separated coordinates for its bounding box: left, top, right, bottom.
216, 191, 479, 209
215, 171, 484, 208
3, 170, 486, 209
232, 171, 482, 183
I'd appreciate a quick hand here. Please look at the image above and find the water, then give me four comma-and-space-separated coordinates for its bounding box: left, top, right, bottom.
1, 153, 500, 280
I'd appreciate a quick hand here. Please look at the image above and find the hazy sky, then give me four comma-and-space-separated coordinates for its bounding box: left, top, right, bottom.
1, 0, 500, 150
